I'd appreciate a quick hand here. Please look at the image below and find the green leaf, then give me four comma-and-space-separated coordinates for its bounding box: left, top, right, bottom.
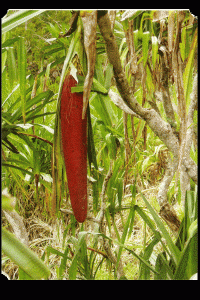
105, 133, 117, 159
18, 37, 26, 124
174, 231, 198, 280
87, 105, 98, 170
154, 252, 168, 280
47, 23, 60, 38
7, 47, 17, 87
142, 31, 150, 66
68, 231, 88, 280
2, 194, 14, 211
2, 10, 46, 34
133, 30, 139, 50
93, 78, 108, 94
115, 239, 159, 275
10, 90, 54, 123
139, 234, 161, 280
104, 63, 113, 90
2, 227, 50, 280
2, 163, 33, 175
139, 192, 180, 265
116, 202, 136, 269
57, 23, 82, 108
71, 78, 108, 94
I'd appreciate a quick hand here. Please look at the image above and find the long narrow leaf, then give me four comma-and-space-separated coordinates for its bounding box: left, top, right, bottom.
7, 47, 17, 87
87, 105, 98, 170
115, 239, 159, 275
18, 37, 26, 124
2, 10, 46, 34
174, 231, 198, 280
2, 227, 50, 280
57, 23, 82, 107
116, 203, 135, 269
68, 231, 88, 280
142, 31, 150, 66
139, 192, 180, 265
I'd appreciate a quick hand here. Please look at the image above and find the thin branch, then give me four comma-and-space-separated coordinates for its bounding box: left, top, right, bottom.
59, 11, 79, 37
108, 89, 142, 118
17, 132, 53, 146
60, 208, 100, 224
87, 247, 108, 259
97, 11, 145, 118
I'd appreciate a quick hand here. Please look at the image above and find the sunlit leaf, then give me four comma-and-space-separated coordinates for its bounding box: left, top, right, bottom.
142, 31, 150, 66
2, 10, 46, 34
151, 36, 158, 70
2, 227, 50, 280
18, 37, 26, 124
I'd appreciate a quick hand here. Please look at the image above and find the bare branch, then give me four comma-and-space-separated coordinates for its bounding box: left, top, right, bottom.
108, 89, 142, 118
60, 208, 100, 224
97, 12, 144, 118
59, 11, 79, 37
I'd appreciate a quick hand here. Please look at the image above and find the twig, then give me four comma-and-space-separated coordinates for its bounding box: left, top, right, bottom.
17, 132, 53, 146
60, 208, 100, 224
87, 247, 108, 259
59, 11, 80, 37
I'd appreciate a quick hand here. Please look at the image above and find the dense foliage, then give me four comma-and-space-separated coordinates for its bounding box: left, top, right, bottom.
2, 10, 197, 280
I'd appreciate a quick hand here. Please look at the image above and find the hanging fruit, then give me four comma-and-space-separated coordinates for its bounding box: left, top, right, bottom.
60, 74, 87, 223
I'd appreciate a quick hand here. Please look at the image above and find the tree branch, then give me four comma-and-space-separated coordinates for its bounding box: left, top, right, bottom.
182, 74, 198, 185
97, 12, 182, 231
97, 12, 145, 118
97, 11, 180, 156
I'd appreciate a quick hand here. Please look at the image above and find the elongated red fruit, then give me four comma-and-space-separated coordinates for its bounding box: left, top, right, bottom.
60, 75, 87, 223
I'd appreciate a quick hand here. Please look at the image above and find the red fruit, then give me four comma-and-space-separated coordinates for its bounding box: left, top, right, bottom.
60, 74, 87, 222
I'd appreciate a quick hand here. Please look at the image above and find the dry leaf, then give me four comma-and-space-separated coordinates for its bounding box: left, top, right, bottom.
81, 10, 97, 119
153, 10, 169, 22
168, 11, 175, 52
